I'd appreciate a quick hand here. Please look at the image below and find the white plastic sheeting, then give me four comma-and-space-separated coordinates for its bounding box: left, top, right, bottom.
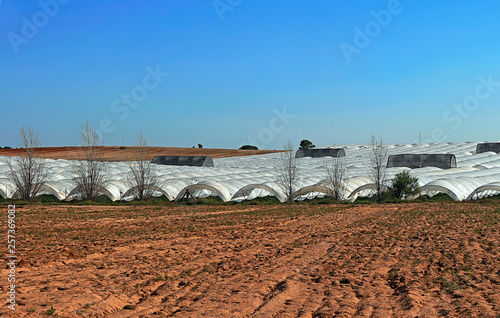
1, 142, 500, 202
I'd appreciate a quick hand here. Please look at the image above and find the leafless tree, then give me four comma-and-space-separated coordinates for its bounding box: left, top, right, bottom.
369, 135, 388, 202
6, 127, 48, 201
274, 140, 299, 203
71, 122, 108, 201
325, 155, 347, 201
127, 132, 160, 201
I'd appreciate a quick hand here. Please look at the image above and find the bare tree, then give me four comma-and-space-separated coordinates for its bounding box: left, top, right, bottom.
369, 135, 388, 202
325, 156, 347, 201
71, 122, 108, 201
127, 132, 160, 201
6, 127, 48, 201
274, 140, 299, 203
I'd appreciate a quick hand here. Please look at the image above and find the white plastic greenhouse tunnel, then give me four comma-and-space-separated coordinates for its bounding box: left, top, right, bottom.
2, 142, 500, 203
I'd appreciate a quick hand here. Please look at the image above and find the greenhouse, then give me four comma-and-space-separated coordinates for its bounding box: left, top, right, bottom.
1, 142, 500, 202
151, 155, 214, 167
386, 154, 457, 169
295, 148, 346, 158
476, 142, 500, 154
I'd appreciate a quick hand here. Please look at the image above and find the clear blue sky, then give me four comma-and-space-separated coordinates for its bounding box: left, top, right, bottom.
2, 0, 500, 149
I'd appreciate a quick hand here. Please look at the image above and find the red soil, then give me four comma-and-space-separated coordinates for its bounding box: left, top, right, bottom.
1, 203, 499, 317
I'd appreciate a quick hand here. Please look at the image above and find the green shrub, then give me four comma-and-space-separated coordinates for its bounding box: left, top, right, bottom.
239, 196, 281, 205
299, 139, 315, 149
414, 193, 455, 203
388, 171, 419, 200
302, 197, 342, 205
353, 196, 379, 204
239, 145, 259, 150
36, 195, 60, 203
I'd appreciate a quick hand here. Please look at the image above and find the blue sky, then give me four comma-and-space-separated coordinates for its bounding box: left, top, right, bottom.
1, 0, 500, 149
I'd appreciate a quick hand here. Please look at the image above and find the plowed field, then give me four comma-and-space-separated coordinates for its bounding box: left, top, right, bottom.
1, 203, 499, 317
0, 147, 280, 161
